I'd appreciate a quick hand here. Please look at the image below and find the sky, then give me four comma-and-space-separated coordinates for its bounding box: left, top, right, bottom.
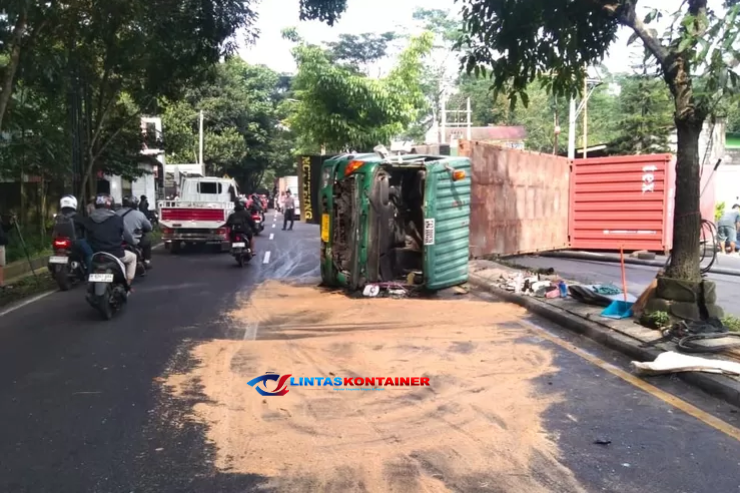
239, 0, 728, 77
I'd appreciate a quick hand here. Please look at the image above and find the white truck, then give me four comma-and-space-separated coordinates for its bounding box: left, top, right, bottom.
157, 175, 238, 253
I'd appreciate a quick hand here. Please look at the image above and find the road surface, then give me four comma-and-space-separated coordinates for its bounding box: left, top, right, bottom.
508, 255, 740, 317
1, 213, 740, 492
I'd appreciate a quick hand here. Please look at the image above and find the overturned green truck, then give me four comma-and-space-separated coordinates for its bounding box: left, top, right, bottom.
319, 153, 472, 292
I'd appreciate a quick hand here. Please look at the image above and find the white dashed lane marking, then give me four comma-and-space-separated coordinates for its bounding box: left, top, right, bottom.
269, 233, 274, 240
263, 251, 272, 264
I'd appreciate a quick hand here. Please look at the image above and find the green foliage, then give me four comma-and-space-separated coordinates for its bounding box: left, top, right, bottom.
325, 32, 397, 73
640, 310, 671, 329
161, 59, 294, 191
722, 315, 740, 332
609, 54, 674, 155
288, 32, 433, 152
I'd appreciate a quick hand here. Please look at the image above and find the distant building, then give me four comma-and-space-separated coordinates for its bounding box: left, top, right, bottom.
100, 116, 164, 209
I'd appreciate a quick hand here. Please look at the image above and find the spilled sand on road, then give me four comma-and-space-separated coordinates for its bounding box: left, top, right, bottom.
161, 280, 585, 492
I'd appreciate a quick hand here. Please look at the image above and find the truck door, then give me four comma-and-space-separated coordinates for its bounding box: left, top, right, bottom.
422, 158, 472, 291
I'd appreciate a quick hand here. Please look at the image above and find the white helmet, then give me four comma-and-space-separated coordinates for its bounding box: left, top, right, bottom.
59, 195, 78, 210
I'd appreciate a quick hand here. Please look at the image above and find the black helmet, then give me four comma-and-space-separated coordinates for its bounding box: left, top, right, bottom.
95, 194, 113, 209
235, 198, 246, 211
122, 196, 136, 208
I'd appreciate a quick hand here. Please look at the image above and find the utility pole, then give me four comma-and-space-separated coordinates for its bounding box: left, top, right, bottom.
440, 91, 447, 144
583, 72, 588, 158
466, 97, 472, 141
553, 108, 561, 155
567, 98, 577, 159
567, 68, 602, 159
198, 110, 204, 175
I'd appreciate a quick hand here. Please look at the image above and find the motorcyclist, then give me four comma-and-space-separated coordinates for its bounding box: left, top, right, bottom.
87, 194, 138, 289
117, 195, 153, 268
56, 195, 93, 273
226, 198, 257, 255
249, 193, 264, 221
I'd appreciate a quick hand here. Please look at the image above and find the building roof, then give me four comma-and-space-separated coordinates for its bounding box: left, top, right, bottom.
444, 126, 527, 141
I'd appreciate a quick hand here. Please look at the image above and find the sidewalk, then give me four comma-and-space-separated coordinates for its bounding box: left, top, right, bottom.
468, 259, 740, 408
544, 250, 740, 277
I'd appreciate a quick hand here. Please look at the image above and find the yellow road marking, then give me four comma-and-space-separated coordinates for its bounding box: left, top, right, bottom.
517, 319, 740, 442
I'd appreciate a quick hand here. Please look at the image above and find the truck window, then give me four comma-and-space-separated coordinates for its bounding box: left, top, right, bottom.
197, 182, 222, 194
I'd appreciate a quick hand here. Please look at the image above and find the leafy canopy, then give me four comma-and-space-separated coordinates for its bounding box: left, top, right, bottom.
288, 32, 433, 152
457, 0, 740, 116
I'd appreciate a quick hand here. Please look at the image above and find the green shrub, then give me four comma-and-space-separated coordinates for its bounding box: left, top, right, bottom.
722, 315, 740, 333
640, 310, 671, 329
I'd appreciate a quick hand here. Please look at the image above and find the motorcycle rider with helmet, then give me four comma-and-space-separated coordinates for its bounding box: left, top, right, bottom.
226, 198, 257, 255
117, 195, 153, 268
87, 194, 138, 289
55, 195, 94, 273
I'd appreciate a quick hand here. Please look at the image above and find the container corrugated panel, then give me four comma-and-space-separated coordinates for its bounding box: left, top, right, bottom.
569, 154, 673, 252
460, 140, 570, 257
423, 157, 472, 290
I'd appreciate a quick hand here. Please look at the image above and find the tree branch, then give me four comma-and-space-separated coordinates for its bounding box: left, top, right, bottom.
616, 2, 670, 64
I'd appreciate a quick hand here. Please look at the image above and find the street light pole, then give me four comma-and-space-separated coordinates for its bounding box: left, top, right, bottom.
198, 110, 204, 175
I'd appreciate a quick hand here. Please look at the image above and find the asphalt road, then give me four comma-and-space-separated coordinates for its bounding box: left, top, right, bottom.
0, 213, 739, 492
510, 255, 740, 317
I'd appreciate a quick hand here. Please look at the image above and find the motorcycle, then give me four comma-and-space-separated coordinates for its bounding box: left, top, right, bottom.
231, 232, 252, 267
48, 236, 88, 291
252, 211, 265, 236
86, 252, 129, 320
124, 241, 147, 278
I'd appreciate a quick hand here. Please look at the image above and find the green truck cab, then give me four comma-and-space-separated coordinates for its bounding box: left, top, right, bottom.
319, 152, 472, 292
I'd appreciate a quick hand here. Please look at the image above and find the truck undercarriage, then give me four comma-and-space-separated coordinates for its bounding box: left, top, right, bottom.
372, 167, 426, 284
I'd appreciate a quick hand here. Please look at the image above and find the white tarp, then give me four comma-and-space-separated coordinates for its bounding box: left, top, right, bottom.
632, 351, 740, 376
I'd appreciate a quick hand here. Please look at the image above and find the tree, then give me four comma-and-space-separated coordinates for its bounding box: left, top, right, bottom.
405, 8, 464, 142
287, 32, 433, 152
458, 0, 740, 282
610, 52, 674, 155
161, 59, 292, 192
325, 32, 397, 74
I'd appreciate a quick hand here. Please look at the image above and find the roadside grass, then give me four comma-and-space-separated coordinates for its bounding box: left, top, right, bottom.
0, 225, 163, 311
0, 272, 57, 309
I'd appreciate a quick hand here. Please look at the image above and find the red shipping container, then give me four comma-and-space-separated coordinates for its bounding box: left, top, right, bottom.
569, 154, 715, 252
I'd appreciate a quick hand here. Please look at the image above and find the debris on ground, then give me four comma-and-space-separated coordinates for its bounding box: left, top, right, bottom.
593, 438, 612, 445
632, 351, 740, 376
641, 319, 740, 354
362, 282, 408, 298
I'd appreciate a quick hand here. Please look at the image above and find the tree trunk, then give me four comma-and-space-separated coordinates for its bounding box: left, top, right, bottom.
0, 3, 28, 132
665, 117, 703, 281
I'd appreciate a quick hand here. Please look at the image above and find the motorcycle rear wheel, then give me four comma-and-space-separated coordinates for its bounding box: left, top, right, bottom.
55, 267, 72, 291
98, 294, 113, 320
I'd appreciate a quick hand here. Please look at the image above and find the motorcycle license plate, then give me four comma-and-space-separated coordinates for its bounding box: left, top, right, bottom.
49, 256, 69, 264
232, 242, 246, 248
89, 273, 114, 283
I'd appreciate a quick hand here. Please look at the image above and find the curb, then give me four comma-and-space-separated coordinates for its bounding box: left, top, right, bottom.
541, 251, 740, 277
469, 274, 740, 408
